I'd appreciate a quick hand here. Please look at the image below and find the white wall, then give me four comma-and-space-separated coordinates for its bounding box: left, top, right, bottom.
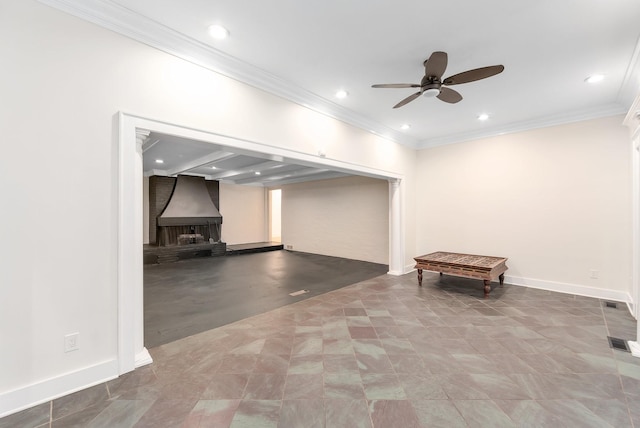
1, 0, 634, 418
219, 183, 266, 244
0, 1, 415, 415
416, 115, 632, 300
281, 176, 389, 264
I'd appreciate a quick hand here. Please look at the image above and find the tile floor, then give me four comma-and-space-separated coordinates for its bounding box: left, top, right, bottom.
2, 272, 640, 427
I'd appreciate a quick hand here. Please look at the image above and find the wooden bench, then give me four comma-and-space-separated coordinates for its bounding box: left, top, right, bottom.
414, 251, 508, 298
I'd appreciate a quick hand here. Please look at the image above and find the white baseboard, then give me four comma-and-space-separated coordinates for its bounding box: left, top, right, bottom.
0, 359, 118, 418
402, 269, 633, 308
135, 348, 153, 368
629, 341, 640, 358
505, 275, 632, 306
388, 263, 417, 276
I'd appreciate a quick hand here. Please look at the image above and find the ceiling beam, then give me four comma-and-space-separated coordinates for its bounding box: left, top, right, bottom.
207, 160, 283, 181
263, 171, 349, 187
232, 165, 309, 185
165, 151, 237, 176
236, 167, 337, 186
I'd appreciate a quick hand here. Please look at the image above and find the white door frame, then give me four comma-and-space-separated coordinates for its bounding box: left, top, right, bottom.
117, 112, 406, 373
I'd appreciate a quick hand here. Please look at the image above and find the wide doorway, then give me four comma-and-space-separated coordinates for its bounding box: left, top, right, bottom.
118, 113, 404, 371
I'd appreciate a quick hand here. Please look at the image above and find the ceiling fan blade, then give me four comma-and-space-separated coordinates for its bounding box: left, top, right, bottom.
437, 87, 462, 104
393, 91, 422, 108
424, 51, 448, 79
443, 65, 504, 85
372, 83, 420, 88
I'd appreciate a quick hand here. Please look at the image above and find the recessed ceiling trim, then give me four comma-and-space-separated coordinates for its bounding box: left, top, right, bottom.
141, 138, 159, 153
144, 168, 167, 177
37, 0, 419, 149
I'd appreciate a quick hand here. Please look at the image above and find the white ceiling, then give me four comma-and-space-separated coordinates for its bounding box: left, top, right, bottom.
42, 0, 640, 185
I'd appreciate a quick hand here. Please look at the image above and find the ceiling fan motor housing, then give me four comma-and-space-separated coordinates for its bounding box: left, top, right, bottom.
422, 82, 441, 97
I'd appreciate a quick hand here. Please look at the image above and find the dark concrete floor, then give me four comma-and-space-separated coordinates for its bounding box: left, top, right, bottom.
144, 250, 388, 348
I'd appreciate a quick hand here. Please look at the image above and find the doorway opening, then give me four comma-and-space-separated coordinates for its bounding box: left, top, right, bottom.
269, 189, 282, 243
118, 112, 405, 374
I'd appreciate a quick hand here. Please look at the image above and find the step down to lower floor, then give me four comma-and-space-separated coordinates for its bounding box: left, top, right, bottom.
226, 242, 284, 256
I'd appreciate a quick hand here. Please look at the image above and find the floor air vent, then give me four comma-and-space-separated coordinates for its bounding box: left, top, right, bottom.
604, 301, 618, 309
607, 336, 630, 352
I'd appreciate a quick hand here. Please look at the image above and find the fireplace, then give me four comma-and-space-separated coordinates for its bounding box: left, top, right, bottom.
145, 175, 226, 264
155, 175, 222, 246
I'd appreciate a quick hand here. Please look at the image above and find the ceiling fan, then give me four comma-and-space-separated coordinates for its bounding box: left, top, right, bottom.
372, 51, 504, 108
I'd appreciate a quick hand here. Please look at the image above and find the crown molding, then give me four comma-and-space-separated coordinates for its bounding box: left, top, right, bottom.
37, 0, 419, 148
37, 0, 640, 151
618, 31, 640, 107
417, 103, 628, 149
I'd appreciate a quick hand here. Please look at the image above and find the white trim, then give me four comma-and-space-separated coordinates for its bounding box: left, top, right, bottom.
418, 104, 626, 149
397, 270, 632, 306
403, 264, 417, 275
36, 0, 418, 149
117, 114, 149, 375
135, 348, 153, 368
618, 32, 640, 107
629, 340, 640, 358
387, 179, 405, 275
117, 112, 406, 377
37, 0, 640, 151
125, 114, 402, 181
0, 359, 117, 418
505, 275, 632, 305
623, 94, 640, 350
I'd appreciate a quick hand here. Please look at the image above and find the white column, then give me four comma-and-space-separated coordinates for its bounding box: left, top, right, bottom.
631, 132, 640, 357
133, 130, 152, 366
388, 178, 404, 275
623, 96, 640, 358
118, 117, 152, 375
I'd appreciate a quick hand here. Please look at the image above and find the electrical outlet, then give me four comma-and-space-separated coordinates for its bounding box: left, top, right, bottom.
286, 245, 293, 250
64, 333, 79, 352
589, 270, 599, 279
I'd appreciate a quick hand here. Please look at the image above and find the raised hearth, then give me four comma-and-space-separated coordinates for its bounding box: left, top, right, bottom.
144, 242, 227, 265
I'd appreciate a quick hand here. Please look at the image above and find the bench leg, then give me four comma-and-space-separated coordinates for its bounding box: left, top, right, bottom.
483, 280, 491, 298
417, 269, 423, 286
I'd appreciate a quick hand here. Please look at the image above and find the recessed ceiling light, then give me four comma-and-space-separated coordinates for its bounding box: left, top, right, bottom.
335, 89, 348, 99
585, 74, 604, 84
210, 166, 217, 169
208, 24, 229, 40
155, 159, 164, 164
254, 171, 261, 175
477, 113, 490, 121
400, 124, 411, 130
